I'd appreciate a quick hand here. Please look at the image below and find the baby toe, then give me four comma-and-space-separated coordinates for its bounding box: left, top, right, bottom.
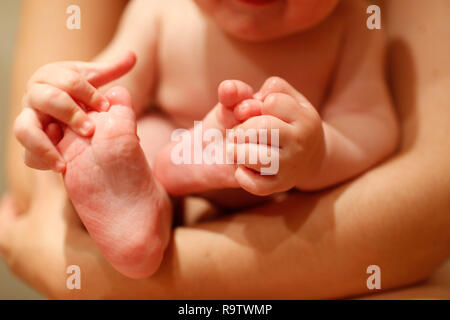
218, 80, 254, 108
234, 99, 263, 122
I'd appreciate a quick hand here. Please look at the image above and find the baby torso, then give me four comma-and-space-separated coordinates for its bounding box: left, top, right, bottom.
153, 0, 349, 128
135, 0, 375, 208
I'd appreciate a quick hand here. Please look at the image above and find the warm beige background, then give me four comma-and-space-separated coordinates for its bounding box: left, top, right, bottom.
0, 0, 43, 299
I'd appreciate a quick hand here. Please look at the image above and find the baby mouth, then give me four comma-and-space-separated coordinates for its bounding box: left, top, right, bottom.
237, 0, 279, 6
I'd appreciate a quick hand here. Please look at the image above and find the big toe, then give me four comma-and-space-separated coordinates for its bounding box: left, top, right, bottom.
92, 86, 137, 141
105, 86, 133, 109
102, 86, 136, 124
218, 80, 254, 108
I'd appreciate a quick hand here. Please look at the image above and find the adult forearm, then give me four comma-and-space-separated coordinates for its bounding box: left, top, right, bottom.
164, 151, 450, 299
40, 147, 449, 299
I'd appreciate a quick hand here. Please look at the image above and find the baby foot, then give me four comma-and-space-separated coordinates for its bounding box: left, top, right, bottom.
154, 80, 258, 195
59, 87, 172, 279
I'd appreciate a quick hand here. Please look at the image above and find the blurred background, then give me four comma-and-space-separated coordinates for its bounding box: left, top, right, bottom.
0, 0, 43, 299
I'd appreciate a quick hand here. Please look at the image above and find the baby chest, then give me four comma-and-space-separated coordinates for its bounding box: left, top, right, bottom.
155, 6, 343, 126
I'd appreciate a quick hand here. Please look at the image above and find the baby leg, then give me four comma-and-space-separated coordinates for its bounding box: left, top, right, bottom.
137, 110, 177, 167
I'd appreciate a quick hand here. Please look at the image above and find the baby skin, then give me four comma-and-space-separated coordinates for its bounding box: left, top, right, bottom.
58, 87, 171, 279
14, 0, 399, 278
59, 80, 275, 278
155, 77, 326, 196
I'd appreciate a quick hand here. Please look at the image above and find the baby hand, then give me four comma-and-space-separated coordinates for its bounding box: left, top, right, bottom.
13, 52, 136, 172
228, 77, 325, 196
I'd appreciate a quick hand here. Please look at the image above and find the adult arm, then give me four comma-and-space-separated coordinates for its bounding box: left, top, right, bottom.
1, 0, 450, 299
